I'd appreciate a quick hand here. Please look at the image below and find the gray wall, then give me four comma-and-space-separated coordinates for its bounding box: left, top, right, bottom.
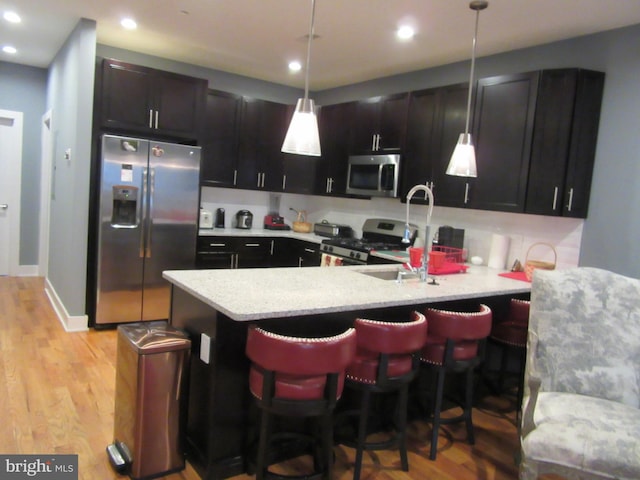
0, 61, 47, 265
45, 18, 96, 316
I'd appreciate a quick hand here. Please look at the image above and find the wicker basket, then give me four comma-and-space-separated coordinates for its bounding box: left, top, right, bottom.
524, 242, 557, 281
292, 221, 312, 233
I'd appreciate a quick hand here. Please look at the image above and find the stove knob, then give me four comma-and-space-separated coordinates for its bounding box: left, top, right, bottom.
328, 246, 333, 253
355, 252, 361, 260
349, 251, 355, 258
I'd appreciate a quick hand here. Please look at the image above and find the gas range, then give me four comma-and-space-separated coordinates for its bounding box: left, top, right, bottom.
320, 218, 418, 264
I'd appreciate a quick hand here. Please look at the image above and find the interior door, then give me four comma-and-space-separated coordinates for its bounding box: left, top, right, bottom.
0, 110, 23, 276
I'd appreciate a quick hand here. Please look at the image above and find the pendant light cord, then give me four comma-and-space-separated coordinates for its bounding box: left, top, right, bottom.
303, 0, 316, 100
464, 5, 483, 135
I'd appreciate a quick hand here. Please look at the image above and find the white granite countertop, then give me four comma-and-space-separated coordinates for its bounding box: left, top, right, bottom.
163, 264, 530, 321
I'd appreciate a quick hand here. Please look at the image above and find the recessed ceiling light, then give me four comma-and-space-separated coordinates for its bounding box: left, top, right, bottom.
3, 45, 17, 54
397, 25, 415, 40
3, 11, 21, 23
121, 18, 137, 30
288, 61, 302, 72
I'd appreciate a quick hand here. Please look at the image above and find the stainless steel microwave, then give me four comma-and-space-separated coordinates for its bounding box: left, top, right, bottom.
346, 154, 400, 198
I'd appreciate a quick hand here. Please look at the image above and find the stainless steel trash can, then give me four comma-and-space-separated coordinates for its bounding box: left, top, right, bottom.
107, 321, 191, 480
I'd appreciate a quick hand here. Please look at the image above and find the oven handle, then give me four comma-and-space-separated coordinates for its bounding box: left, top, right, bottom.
320, 252, 367, 267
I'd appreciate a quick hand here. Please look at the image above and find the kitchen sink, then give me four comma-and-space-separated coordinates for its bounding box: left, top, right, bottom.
358, 269, 419, 281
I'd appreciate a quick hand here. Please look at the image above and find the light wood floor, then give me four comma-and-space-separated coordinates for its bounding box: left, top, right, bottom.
0, 276, 530, 479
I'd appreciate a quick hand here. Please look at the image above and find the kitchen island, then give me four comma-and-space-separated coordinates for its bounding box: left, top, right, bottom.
163, 264, 530, 479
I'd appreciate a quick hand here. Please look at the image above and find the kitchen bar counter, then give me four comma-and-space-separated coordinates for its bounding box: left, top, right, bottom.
163, 265, 530, 480
163, 264, 530, 321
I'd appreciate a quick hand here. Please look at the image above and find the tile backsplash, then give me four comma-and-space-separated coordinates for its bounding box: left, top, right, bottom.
201, 186, 583, 270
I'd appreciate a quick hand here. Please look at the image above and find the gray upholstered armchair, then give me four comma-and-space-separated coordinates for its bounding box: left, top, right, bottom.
520, 267, 640, 479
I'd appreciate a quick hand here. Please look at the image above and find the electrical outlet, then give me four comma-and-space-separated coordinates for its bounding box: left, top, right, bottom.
64, 148, 71, 163
200, 333, 211, 364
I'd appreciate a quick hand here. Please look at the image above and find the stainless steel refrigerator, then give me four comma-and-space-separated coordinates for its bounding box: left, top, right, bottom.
95, 134, 200, 325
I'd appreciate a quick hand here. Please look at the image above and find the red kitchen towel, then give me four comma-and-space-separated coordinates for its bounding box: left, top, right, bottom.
498, 271, 530, 282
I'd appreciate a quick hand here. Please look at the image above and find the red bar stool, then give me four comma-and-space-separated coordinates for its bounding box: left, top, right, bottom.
489, 298, 530, 409
421, 304, 492, 460
341, 311, 428, 480
245, 325, 357, 480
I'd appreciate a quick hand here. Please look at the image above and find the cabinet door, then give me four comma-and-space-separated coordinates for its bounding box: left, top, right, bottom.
315, 102, 354, 195
350, 93, 408, 153
237, 98, 287, 191
236, 238, 273, 268
101, 60, 155, 132
562, 70, 604, 218
100, 59, 206, 140
526, 70, 577, 216
154, 71, 206, 139
201, 90, 242, 187
470, 72, 539, 212
429, 83, 471, 208
196, 237, 236, 269
401, 88, 440, 202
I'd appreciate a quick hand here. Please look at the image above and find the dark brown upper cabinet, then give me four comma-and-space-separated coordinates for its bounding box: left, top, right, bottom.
200, 89, 242, 187
350, 93, 409, 153
525, 69, 605, 218
315, 101, 356, 196
100, 58, 207, 141
235, 97, 288, 191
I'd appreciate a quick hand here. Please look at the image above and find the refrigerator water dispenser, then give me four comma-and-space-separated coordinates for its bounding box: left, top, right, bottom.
111, 186, 138, 227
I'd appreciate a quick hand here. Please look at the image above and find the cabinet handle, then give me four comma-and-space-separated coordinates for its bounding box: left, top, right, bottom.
326, 178, 330, 193
261, 173, 266, 188
234, 253, 239, 269
257, 172, 261, 187
298, 257, 303, 268
209, 243, 226, 247
245, 243, 260, 247
148, 109, 153, 128
154, 110, 159, 129
371, 134, 376, 151
282, 175, 287, 190
329, 177, 334, 193
376, 134, 381, 150
566, 187, 574, 212
464, 183, 470, 204
233, 170, 237, 186
270, 240, 274, 255
304, 248, 315, 254
552, 186, 559, 211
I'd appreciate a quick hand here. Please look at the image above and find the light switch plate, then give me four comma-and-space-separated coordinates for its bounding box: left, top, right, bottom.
200, 333, 211, 364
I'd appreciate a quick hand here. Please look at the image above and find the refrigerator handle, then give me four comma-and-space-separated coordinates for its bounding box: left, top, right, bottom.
146, 168, 155, 258
140, 168, 148, 258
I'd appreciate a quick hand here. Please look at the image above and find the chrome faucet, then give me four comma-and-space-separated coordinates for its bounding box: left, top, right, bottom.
403, 184, 435, 283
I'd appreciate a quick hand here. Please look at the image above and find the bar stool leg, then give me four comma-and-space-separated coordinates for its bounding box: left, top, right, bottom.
256, 409, 272, 480
321, 413, 333, 480
464, 367, 476, 445
430, 367, 446, 460
397, 384, 410, 471
354, 389, 371, 480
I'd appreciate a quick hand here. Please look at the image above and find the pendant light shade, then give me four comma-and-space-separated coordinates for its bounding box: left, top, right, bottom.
446, 0, 488, 178
282, 0, 321, 157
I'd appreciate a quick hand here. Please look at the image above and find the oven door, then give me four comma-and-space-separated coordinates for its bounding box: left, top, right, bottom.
320, 253, 366, 266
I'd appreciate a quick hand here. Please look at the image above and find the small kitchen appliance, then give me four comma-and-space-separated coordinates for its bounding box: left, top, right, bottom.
235, 210, 253, 229
199, 209, 213, 229
214, 208, 225, 228
313, 221, 354, 238
264, 214, 290, 230
320, 218, 417, 264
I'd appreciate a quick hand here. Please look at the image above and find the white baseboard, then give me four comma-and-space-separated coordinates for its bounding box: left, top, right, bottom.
44, 277, 89, 332
16, 264, 39, 276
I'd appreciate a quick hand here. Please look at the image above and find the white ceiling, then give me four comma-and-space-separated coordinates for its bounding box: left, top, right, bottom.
2, 0, 640, 90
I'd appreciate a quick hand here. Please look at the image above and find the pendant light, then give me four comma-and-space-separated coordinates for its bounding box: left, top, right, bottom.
446, 0, 488, 177
281, 0, 321, 156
